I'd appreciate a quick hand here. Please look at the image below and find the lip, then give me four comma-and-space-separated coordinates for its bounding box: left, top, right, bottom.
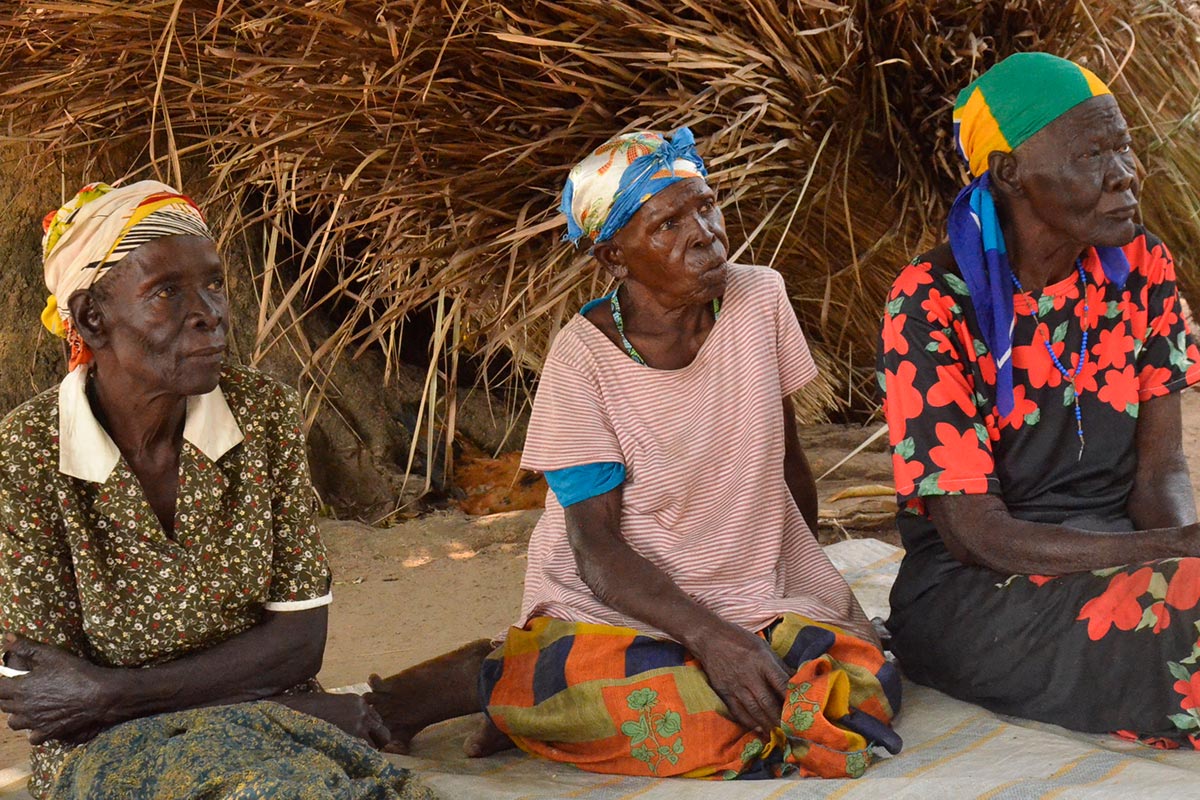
1106, 205, 1138, 220
186, 345, 227, 359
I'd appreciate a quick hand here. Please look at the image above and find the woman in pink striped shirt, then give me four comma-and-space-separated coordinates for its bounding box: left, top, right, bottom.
367, 128, 900, 780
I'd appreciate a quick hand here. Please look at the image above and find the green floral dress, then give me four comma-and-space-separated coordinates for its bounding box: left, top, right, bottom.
0, 364, 403, 798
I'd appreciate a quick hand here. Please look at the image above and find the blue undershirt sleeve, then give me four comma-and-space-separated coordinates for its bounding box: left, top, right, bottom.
543, 462, 626, 507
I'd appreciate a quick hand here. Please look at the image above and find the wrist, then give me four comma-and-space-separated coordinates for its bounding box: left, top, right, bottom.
93, 666, 131, 726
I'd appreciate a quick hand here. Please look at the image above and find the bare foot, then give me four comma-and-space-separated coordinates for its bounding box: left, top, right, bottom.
463, 714, 514, 758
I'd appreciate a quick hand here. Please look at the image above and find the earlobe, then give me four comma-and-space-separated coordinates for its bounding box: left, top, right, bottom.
988, 151, 1023, 199
66, 290, 107, 350
593, 242, 628, 280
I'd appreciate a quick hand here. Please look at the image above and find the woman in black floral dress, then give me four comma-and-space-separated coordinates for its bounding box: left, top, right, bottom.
878, 52, 1200, 743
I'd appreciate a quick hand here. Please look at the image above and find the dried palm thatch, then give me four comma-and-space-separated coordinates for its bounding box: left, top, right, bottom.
2, 0, 1199, 474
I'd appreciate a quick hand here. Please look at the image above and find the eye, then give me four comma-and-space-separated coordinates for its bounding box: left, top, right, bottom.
155, 285, 177, 300
700, 199, 717, 213
1116, 143, 1132, 154
659, 217, 676, 232
207, 276, 226, 292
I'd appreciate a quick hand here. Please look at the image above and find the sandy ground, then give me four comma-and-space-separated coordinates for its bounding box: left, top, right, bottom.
4, 390, 1200, 767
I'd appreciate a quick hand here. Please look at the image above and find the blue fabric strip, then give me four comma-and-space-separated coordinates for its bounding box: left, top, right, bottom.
544, 462, 626, 507
579, 293, 614, 316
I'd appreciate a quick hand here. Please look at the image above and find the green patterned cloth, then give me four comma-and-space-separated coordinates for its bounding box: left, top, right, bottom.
50, 702, 429, 800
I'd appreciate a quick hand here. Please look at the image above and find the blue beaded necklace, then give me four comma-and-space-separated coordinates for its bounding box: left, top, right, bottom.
1009, 257, 1090, 459
610, 287, 721, 366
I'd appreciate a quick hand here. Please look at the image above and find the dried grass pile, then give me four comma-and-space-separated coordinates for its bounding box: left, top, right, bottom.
2, 0, 1199, 437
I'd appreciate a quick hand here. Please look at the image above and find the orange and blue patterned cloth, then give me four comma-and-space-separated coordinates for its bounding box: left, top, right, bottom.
948, 52, 1129, 417
480, 614, 901, 780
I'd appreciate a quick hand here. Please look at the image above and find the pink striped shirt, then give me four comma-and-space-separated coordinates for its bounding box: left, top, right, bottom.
516, 265, 874, 643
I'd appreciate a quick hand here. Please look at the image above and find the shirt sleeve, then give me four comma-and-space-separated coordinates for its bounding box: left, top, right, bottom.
1131, 237, 1200, 400
877, 262, 1001, 509
544, 462, 626, 506
264, 384, 331, 612
520, 341, 624, 473
0, 457, 87, 656
772, 271, 819, 395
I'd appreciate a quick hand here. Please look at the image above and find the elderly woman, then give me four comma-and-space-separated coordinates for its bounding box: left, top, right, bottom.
0, 182, 417, 798
878, 52, 1200, 742
366, 129, 900, 779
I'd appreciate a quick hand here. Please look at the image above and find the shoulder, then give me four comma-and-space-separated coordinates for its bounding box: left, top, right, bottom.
728, 263, 785, 296
1121, 227, 1176, 286
0, 384, 61, 476
543, 315, 607, 377
888, 243, 971, 306
217, 363, 302, 425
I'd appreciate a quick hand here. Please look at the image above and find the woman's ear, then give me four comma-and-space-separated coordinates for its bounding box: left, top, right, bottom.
592, 241, 628, 281
988, 150, 1023, 200
66, 289, 108, 350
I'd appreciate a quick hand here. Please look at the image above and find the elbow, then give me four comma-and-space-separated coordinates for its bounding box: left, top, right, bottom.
570, 541, 622, 609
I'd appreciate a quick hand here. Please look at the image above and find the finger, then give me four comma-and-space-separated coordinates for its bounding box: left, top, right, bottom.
367, 673, 386, 693
368, 717, 391, 750
6, 713, 32, 732
722, 694, 761, 734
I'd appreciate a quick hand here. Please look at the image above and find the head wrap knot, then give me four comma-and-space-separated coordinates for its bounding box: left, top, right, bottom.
40, 180, 212, 371
560, 127, 707, 246
946, 52, 1129, 418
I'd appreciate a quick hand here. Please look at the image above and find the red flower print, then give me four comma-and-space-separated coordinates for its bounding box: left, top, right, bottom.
929, 329, 955, 355
927, 365, 976, 417
883, 361, 924, 446
892, 453, 925, 494
997, 385, 1038, 431
882, 313, 909, 355
1074, 283, 1107, 330
1093, 322, 1133, 370
921, 289, 957, 325
1067, 353, 1099, 394
1029, 575, 1057, 587
928, 423, 994, 492
1175, 672, 1200, 712
1012, 325, 1066, 389
1117, 290, 1147, 342
1167, 559, 1200, 612
1188, 343, 1200, 386
1098, 365, 1139, 414
889, 263, 934, 299
975, 351, 997, 385
1150, 601, 1172, 634
1139, 365, 1173, 400
1149, 296, 1180, 339
1077, 567, 1153, 641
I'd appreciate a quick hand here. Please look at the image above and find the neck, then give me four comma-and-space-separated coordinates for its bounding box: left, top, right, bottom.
89, 368, 186, 460
1000, 205, 1085, 292
617, 282, 713, 336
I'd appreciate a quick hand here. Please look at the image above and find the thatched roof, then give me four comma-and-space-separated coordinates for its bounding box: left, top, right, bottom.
3, 0, 1199, 431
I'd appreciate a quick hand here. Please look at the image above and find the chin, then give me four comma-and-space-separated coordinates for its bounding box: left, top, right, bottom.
178, 365, 225, 397
1091, 219, 1139, 249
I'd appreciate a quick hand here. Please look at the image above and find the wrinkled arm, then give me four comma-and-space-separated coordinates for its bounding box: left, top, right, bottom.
928, 493, 1199, 575
566, 490, 789, 733
1128, 392, 1196, 529
782, 396, 819, 533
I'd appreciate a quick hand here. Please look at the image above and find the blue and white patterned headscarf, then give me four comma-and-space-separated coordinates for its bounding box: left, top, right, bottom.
560, 127, 707, 246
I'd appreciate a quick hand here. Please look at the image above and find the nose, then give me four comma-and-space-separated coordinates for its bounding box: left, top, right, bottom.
691, 210, 716, 247
189, 288, 226, 331
1107, 151, 1138, 194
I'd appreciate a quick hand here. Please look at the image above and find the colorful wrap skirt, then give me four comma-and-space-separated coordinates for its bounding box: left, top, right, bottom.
889, 556, 1200, 746
479, 614, 902, 779
47, 702, 424, 800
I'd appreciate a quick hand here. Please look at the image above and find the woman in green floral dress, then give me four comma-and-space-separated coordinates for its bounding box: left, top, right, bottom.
0, 181, 421, 799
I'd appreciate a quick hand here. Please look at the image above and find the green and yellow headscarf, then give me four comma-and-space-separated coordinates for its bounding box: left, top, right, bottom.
953, 52, 1111, 177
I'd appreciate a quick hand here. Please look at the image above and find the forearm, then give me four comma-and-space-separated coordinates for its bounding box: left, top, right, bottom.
931, 497, 1198, 575
98, 607, 326, 726
782, 397, 819, 532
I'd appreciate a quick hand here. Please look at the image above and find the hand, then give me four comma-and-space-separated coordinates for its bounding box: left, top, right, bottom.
274, 692, 391, 749
0, 634, 113, 745
691, 623, 790, 735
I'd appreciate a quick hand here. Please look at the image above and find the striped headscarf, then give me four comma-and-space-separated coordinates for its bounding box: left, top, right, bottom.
41, 181, 212, 371
947, 52, 1129, 417
561, 127, 707, 246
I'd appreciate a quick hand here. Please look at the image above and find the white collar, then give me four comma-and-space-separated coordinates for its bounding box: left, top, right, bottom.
57, 366, 245, 483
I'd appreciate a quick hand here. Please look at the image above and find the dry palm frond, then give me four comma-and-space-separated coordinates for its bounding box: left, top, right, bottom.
2, 0, 1199, 469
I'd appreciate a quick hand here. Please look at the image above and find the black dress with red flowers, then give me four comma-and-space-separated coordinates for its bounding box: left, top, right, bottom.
877, 228, 1200, 739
